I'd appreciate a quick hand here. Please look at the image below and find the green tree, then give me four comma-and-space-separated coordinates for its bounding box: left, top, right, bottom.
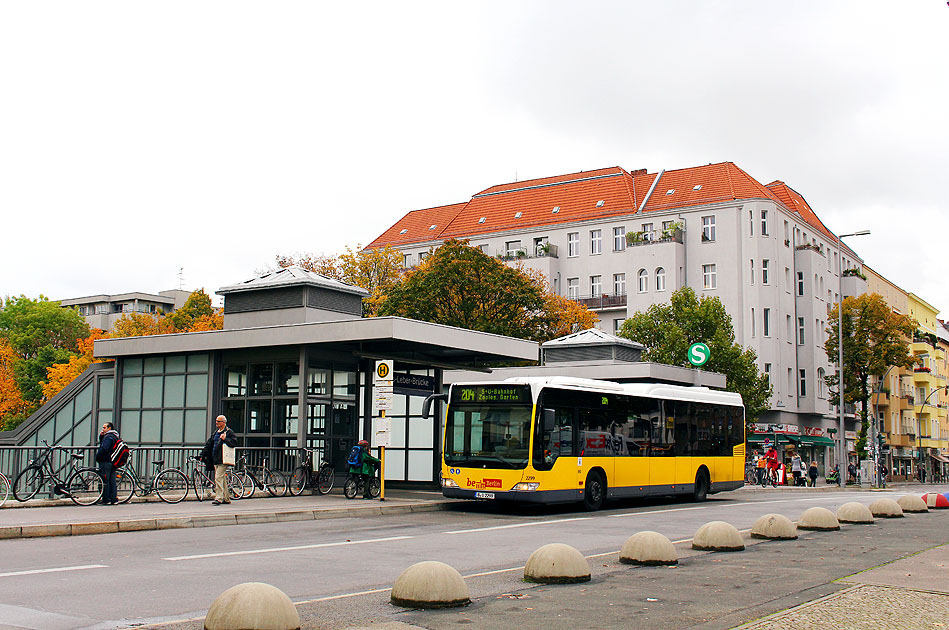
619, 287, 772, 420
0, 295, 90, 405
163, 289, 217, 332
824, 293, 916, 458
376, 239, 582, 341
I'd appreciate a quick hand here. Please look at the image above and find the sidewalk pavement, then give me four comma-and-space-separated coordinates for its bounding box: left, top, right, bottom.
0, 489, 457, 540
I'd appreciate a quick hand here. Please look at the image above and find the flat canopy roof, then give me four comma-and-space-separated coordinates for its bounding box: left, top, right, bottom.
94, 316, 539, 368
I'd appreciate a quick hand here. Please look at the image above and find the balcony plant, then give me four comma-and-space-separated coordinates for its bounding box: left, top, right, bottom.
625, 231, 644, 245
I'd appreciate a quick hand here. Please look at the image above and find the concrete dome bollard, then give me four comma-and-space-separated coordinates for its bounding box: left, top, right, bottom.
391, 561, 470, 609
836, 502, 875, 524
922, 493, 949, 509
750, 513, 798, 540
204, 582, 300, 630
797, 507, 840, 531
869, 498, 904, 518
692, 521, 744, 551
619, 531, 678, 565
897, 495, 929, 513
524, 543, 591, 584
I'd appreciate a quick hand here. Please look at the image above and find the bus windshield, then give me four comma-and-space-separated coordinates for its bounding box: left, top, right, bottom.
444, 401, 533, 470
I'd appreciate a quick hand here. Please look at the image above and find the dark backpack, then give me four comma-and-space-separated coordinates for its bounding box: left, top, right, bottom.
346, 445, 363, 467
110, 438, 130, 468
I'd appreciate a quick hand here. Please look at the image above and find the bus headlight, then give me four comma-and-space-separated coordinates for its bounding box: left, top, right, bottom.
512, 482, 540, 492
441, 477, 459, 488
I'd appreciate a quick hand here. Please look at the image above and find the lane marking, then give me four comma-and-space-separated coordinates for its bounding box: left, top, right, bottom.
444, 517, 592, 534
609, 506, 708, 518
0, 564, 108, 579
163, 535, 413, 561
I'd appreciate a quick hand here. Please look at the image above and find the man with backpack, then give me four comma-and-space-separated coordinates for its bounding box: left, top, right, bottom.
348, 440, 380, 499
95, 422, 126, 505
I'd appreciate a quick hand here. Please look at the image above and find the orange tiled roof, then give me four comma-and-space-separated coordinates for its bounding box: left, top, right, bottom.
766, 180, 839, 244
368, 162, 834, 249
365, 202, 468, 249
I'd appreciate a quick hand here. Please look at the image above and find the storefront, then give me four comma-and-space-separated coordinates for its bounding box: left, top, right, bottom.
747, 423, 834, 481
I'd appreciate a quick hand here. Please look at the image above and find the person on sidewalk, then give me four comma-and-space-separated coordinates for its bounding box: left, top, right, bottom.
756, 452, 767, 485
807, 461, 818, 487
790, 452, 803, 486
95, 422, 120, 505
201, 415, 237, 505
348, 439, 380, 499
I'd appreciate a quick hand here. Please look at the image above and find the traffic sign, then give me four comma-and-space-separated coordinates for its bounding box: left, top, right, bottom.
688, 342, 710, 367
374, 360, 393, 385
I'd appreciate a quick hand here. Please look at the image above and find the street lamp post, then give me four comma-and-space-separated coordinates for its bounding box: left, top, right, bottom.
871, 365, 897, 488
836, 230, 870, 485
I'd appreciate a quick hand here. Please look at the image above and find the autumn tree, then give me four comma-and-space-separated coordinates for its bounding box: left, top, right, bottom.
41, 329, 110, 402
824, 293, 916, 458
0, 295, 90, 405
276, 245, 404, 316
0, 338, 31, 430
619, 287, 772, 421
375, 239, 595, 341
111, 289, 222, 337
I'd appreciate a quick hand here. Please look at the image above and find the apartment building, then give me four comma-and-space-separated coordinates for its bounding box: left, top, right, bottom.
60, 290, 192, 332
368, 162, 870, 470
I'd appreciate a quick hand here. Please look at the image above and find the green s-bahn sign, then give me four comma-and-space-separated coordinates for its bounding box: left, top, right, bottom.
688, 342, 710, 367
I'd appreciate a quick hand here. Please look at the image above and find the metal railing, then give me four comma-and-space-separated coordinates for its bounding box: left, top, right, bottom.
568, 292, 628, 309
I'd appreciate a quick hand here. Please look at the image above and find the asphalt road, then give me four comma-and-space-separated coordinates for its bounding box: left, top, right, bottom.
0, 487, 943, 629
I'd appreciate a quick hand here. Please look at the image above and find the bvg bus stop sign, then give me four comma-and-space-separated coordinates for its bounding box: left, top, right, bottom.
688, 342, 710, 367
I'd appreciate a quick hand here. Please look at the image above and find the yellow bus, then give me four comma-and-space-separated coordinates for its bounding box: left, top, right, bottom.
428, 377, 744, 509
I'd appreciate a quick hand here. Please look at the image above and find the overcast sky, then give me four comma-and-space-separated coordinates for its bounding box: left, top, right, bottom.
2, 2, 946, 314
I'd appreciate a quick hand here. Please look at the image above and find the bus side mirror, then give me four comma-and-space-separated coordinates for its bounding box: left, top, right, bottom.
422, 393, 448, 419
543, 409, 555, 432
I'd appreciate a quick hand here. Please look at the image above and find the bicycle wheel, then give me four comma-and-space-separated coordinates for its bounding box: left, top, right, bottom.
289, 466, 308, 496
66, 468, 104, 506
367, 477, 381, 499
265, 470, 288, 497
115, 468, 136, 504
233, 471, 252, 498
0, 472, 10, 508
227, 469, 245, 500
13, 466, 45, 502
193, 469, 211, 502
316, 465, 335, 495
343, 476, 358, 500
155, 469, 189, 504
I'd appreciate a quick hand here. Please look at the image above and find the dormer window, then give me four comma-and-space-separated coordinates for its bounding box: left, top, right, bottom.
552, 207, 560, 214
693, 185, 702, 190
596, 200, 605, 207
429, 225, 437, 230
514, 211, 522, 218
399, 229, 408, 234
666, 189, 675, 195
478, 217, 486, 224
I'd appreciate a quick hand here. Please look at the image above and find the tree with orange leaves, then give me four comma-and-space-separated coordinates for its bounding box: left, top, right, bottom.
0, 338, 31, 429
41, 329, 110, 403
111, 289, 222, 337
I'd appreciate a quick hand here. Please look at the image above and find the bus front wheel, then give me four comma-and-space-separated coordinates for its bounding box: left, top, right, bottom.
692, 470, 709, 502
583, 471, 606, 511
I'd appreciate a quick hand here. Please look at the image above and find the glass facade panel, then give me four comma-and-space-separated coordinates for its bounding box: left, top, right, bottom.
142, 376, 163, 408
408, 417, 434, 448
276, 363, 299, 395
384, 449, 405, 480
144, 357, 163, 374
141, 410, 161, 442
248, 400, 271, 433
333, 370, 357, 398
407, 450, 433, 481
186, 373, 208, 408
389, 417, 407, 448
54, 400, 74, 443
72, 414, 92, 447
162, 410, 184, 442
124, 358, 143, 375
308, 403, 327, 434
274, 401, 299, 434
98, 377, 114, 409
222, 400, 245, 434
75, 384, 93, 417
225, 366, 247, 397
307, 366, 329, 395
249, 364, 274, 396
164, 375, 186, 407
185, 410, 207, 444
121, 411, 140, 442
122, 377, 142, 408
188, 354, 209, 372
165, 355, 186, 373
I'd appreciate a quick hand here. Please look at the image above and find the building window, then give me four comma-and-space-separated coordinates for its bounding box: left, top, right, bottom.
750, 259, 755, 285
786, 315, 792, 341
764, 363, 771, 386
702, 264, 717, 289
662, 220, 674, 232
785, 267, 791, 292
613, 226, 625, 251
818, 368, 826, 398
641, 223, 655, 242
533, 237, 548, 256
505, 240, 522, 257
797, 271, 805, 296
787, 368, 793, 397
799, 369, 807, 397
590, 230, 602, 255
784, 220, 790, 246
613, 273, 626, 295
751, 308, 756, 337
702, 216, 716, 242
568, 232, 579, 257
590, 275, 602, 296
761, 209, 769, 235
638, 269, 648, 293
95, 304, 108, 314
655, 267, 666, 291
419, 252, 430, 262
567, 278, 579, 299
763, 308, 771, 337
798, 317, 805, 345
613, 318, 625, 333
762, 259, 770, 284
749, 209, 754, 236
403, 254, 412, 267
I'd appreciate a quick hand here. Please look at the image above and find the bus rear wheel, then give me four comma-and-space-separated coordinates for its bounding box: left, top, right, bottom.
583, 471, 606, 511
693, 470, 709, 502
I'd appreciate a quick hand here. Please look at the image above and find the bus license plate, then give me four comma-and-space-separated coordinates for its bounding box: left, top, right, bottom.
475, 491, 495, 499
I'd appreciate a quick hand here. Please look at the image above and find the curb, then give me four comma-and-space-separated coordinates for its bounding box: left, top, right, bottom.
0, 500, 455, 540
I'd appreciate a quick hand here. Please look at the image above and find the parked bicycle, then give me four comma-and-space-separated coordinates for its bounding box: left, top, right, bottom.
114, 452, 192, 504
186, 456, 245, 501
12, 441, 103, 505
343, 467, 380, 500
289, 447, 335, 496
0, 470, 10, 508
233, 455, 288, 498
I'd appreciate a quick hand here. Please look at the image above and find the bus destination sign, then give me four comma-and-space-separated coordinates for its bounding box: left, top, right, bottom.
451, 385, 531, 404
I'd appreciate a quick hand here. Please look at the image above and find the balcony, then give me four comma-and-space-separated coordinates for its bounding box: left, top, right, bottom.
888, 433, 916, 447
626, 229, 684, 247
872, 392, 890, 407
497, 244, 559, 261
569, 292, 628, 310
